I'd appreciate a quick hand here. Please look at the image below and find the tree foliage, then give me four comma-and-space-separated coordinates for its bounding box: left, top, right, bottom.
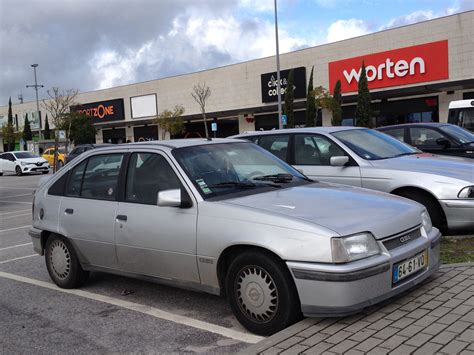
44, 115, 51, 139
23, 115, 33, 141
154, 105, 185, 140
305, 66, 316, 127
284, 69, 295, 128
191, 83, 211, 139
63, 112, 96, 145
331, 80, 343, 126
355, 62, 373, 128
7, 97, 13, 125
2, 123, 16, 151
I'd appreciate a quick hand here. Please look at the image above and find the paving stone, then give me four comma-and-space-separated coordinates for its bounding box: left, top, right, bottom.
430, 331, 458, 345
442, 297, 464, 309
437, 313, 462, 325
446, 285, 467, 295
460, 350, 474, 355
452, 304, 472, 315
364, 311, 386, 323
464, 296, 474, 306
413, 315, 439, 327
303, 342, 333, 355
427, 306, 452, 318
344, 320, 372, 333
458, 328, 474, 343
398, 301, 420, 312
446, 320, 471, 334
301, 333, 330, 347
384, 310, 409, 321
397, 324, 424, 337
344, 349, 365, 355
298, 320, 337, 338
328, 339, 358, 354
420, 300, 444, 310
421, 322, 448, 335
378, 335, 408, 350
325, 330, 353, 344
393, 295, 416, 306
406, 308, 430, 320
280, 344, 309, 355
367, 318, 393, 331
354, 337, 384, 352
348, 329, 377, 342
460, 310, 474, 323
372, 327, 399, 341
439, 340, 469, 354
404, 332, 433, 347
413, 294, 436, 305
435, 293, 454, 302
366, 347, 390, 355
276, 336, 306, 350
390, 316, 416, 329
413, 341, 443, 354
320, 323, 347, 336
389, 344, 417, 354
379, 303, 402, 314
262, 347, 283, 355
455, 291, 474, 301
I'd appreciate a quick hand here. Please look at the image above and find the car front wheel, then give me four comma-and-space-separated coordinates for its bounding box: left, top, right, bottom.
225, 251, 301, 336
45, 234, 89, 288
15, 166, 22, 176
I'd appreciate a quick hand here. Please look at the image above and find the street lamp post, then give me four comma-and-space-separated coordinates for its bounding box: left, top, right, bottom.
274, 0, 283, 129
26, 64, 44, 141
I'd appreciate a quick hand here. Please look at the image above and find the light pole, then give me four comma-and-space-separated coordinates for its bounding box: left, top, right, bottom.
274, 0, 283, 129
26, 64, 44, 141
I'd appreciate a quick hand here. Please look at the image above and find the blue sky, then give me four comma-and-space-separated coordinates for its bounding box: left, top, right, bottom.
0, 0, 473, 105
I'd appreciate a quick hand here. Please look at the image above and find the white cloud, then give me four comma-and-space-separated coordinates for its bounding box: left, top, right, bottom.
382, 10, 436, 29
326, 18, 370, 43
238, 0, 275, 12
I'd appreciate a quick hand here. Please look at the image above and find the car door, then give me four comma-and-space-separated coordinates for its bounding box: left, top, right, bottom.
292, 133, 362, 186
408, 127, 456, 155
115, 151, 199, 282
58, 153, 125, 269
43, 149, 52, 165
2, 153, 16, 172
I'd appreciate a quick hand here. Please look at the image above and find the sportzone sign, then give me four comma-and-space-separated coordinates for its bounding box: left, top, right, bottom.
328, 40, 449, 93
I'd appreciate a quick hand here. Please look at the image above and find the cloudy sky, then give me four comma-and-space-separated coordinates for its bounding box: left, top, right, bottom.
0, 0, 472, 106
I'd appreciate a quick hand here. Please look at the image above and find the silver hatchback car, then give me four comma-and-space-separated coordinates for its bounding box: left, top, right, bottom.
30, 139, 440, 335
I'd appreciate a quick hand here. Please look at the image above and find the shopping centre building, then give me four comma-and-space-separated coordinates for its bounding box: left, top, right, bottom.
1, 11, 473, 147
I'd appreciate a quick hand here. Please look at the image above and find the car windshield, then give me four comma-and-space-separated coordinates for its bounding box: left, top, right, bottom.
332, 129, 419, 160
439, 125, 474, 144
14, 152, 37, 159
173, 142, 311, 199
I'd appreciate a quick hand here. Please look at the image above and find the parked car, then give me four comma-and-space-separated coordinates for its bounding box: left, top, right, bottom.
377, 123, 474, 159
42, 147, 67, 168
233, 128, 474, 233
448, 99, 474, 131
65, 144, 114, 164
30, 139, 440, 335
0, 151, 50, 176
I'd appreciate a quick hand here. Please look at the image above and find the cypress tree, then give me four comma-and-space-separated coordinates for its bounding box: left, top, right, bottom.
331, 80, 343, 126
284, 69, 295, 128
305, 66, 316, 127
23, 115, 33, 141
355, 62, 373, 128
44, 115, 51, 139
7, 97, 13, 124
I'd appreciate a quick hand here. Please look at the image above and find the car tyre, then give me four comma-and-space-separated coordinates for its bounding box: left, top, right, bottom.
396, 190, 445, 232
225, 251, 301, 336
42, 171, 49, 174
45, 234, 89, 288
15, 166, 22, 176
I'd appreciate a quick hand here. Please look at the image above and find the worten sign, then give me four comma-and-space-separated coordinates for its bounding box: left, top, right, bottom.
328, 40, 449, 93
261, 67, 306, 103
71, 98, 125, 123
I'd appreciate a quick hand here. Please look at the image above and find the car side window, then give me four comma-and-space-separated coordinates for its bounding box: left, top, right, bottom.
125, 153, 181, 205
48, 172, 69, 196
382, 128, 405, 143
5, 153, 15, 161
66, 160, 87, 197
256, 135, 290, 162
410, 128, 445, 147
294, 134, 347, 166
81, 154, 124, 201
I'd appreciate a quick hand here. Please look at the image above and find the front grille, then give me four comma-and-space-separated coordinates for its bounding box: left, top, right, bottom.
382, 226, 422, 251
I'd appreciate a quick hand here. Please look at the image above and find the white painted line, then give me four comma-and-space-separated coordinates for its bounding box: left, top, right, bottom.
0, 271, 264, 344
0, 225, 31, 233
0, 243, 32, 251
0, 200, 32, 205
0, 213, 31, 220
0, 209, 31, 216
0, 254, 38, 264
1, 193, 33, 199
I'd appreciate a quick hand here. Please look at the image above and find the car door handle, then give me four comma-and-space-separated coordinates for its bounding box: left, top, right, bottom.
116, 215, 127, 221
65, 208, 74, 215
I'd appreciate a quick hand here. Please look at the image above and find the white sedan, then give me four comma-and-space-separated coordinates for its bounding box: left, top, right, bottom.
0, 151, 50, 176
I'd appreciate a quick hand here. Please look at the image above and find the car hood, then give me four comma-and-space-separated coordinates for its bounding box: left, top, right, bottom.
221, 183, 423, 238
20, 157, 48, 164
370, 154, 474, 182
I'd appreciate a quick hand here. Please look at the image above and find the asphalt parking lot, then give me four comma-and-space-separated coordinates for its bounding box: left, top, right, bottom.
0, 172, 261, 353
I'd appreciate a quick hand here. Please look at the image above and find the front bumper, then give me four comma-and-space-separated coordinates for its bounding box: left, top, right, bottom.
287, 228, 441, 317
22, 164, 50, 173
440, 199, 474, 231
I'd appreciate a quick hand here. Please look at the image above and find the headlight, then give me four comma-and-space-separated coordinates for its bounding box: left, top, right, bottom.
20, 161, 28, 166
458, 186, 474, 199
421, 210, 432, 233
331, 232, 380, 263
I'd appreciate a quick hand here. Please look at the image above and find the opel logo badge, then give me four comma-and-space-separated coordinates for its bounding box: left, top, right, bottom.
400, 235, 411, 243
248, 288, 260, 302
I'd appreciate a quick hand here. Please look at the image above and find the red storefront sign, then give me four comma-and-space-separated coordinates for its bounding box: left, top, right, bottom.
328, 40, 449, 93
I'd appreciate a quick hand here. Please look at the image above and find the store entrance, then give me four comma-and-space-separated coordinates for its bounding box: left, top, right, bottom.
133, 126, 158, 142
102, 128, 126, 144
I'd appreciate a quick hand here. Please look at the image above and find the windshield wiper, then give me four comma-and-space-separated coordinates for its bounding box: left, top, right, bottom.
392, 152, 419, 158
207, 181, 257, 189
253, 173, 294, 183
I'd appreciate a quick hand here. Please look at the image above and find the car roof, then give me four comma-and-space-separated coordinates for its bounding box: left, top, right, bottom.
232, 126, 365, 137
94, 138, 247, 150
377, 123, 450, 130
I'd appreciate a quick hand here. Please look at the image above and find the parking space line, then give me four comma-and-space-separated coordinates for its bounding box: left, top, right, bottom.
0, 200, 32, 205
0, 209, 31, 216
0, 243, 33, 251
0, 254, 38, 264
1, 193, 33, 199
0, 213, 31, 220
0, 225, 31, 233
0, 271, 264, 344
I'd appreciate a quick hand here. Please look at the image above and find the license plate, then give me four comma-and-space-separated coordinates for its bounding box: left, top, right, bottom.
393, 250, 428, 284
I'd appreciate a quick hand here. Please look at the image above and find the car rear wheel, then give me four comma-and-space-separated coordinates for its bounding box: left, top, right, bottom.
225, 251, 301, 336
15, 166, 22, 176
45, 234, 89, 288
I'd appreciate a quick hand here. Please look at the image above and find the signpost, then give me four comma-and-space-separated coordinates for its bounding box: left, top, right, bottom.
211, 122, 217, 138
281, 114, 287, 127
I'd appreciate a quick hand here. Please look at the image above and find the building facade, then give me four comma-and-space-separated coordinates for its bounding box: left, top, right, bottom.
1, 11, 473, 149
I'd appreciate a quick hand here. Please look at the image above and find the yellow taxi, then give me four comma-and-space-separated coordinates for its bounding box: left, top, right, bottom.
42, 147, 67, 168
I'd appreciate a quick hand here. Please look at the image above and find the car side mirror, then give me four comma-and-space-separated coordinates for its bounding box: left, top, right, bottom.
157, 189, 192, 208
436, 138, 451, 148
330, 156, 349, 166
